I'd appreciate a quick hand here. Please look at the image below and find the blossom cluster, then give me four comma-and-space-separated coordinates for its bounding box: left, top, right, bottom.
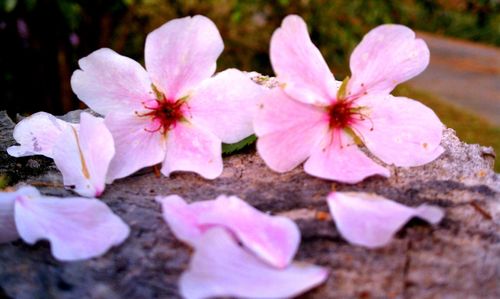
2, 15, 445, 298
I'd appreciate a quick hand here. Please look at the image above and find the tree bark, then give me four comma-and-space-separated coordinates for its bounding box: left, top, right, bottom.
0, 106, 499, 298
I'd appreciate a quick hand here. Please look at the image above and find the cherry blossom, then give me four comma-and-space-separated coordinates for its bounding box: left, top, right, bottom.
0, 186, 129, 261
158, 194, 328, 298
327, 191, 444, 248
254, 15, 444, 183
71, 15, 263, 182
7, 112, 115, 197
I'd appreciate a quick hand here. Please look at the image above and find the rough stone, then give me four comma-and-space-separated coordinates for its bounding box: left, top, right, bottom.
0, 105, 499, 298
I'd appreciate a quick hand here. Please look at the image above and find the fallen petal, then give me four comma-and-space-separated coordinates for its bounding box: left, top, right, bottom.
0, 186, 39, 243
157, 194, 300, 268
7, 112, 74, 158
14, 194, 130, 261
327, 192, 444, 248
52, 112, 115, 197
179, 228, 328, 299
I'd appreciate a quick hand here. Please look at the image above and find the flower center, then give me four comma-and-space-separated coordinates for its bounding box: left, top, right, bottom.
328, 100, 356, 129
136, 87, 186, 135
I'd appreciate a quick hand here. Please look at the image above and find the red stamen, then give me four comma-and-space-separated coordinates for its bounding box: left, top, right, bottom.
136, 94, 185, 135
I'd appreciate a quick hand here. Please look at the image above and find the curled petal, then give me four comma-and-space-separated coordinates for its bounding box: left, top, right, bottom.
161, 122, 222, 180
0, 186, 39, 242
188, 69, 264, 143
14, 194, 130, 261
71, 48, 153, 115
145, 15, 223, 100
348, 24, 429, 97
105, 112, 166, 182
7, 112, 73, 158
271, 15, 337, 105
254, 89, 327, 172
327, 192, 444, 248
179, 228, 329, 299
157, 194, 300, 268
354, 95, 444, 167
52, 112, 115, 197
304, 131, 390, 183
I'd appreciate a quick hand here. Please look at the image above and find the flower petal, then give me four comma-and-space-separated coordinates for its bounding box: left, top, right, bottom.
52, 112, 115, 197
304, 130, 390, 183
179, 228, 329, 299
188, 69, 264, 143
1, 186, 42, 243
105, 112, 166, 182
161, 122, 222, 179
254, 88, 328, 172
145, 15, 223, 100
71, 48, 153, 115
14, 194, 130, 261
348, 24, 429, 97
157, 194, 300, 268
271, 15, 337, 105
354, 95, 444, 167
327, 192, 444, 248
7, 112, 72, 158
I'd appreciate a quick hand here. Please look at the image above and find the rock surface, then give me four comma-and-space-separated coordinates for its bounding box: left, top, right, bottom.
0, 107, 499, 299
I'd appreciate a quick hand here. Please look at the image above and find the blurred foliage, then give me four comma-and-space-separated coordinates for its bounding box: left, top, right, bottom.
395, 85, 500, 171
0, 0, 498, 169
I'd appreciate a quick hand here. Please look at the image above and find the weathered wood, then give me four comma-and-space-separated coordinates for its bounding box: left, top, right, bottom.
0, 109, 499, 299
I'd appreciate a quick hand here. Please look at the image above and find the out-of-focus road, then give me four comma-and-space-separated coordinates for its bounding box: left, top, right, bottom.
408, 32, 500, 126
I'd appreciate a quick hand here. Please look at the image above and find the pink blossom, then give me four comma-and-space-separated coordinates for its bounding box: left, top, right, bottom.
71, 16, 263, 182
254, 15, 444, 183
8, 112, 115, 197
0, 186, 129, 261
327, 191, 444, 248
158, 195, 328, 298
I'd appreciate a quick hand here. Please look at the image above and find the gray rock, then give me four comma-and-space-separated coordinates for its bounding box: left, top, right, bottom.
0, 95, 498, 298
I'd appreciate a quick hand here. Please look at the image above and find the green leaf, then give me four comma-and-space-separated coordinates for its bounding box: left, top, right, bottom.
222, 135, 256, 155
336, 76, 350, 100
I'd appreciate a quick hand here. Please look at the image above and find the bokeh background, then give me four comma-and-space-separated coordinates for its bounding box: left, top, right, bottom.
1, 0, 499, 168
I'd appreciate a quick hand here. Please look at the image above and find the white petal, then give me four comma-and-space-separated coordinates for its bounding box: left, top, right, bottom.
327, 192, 444, 248
7, 112, 73, 158
53, 112, 115, 197
14, 194, 130, 261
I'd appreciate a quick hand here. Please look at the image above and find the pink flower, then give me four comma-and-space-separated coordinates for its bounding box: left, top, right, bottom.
158, 195, 328, 298
327, 191, 444, 248
0, 186, 129, 261
8, 112, 115, 197
254, 15, 444, 183
71, 16, 263, 182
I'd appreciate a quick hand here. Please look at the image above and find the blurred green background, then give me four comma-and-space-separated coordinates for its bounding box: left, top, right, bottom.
1, 0, 499, 169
